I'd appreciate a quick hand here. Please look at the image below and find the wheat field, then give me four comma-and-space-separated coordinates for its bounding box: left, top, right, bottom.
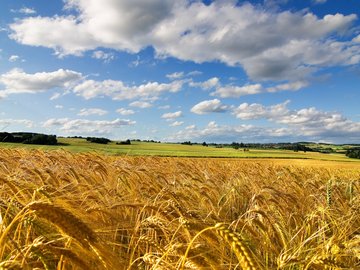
0, 148, 359, 269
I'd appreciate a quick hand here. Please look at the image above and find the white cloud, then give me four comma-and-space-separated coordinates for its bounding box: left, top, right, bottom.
166, 72, 184, 80
161, 111, 182, 119
11, 7, 36, 14
129, 101, 152, 108
43, 118, 135, 134
167, 71, 204, 82
213, 84, 263, 98
233, 103, 267, 120
169, 108, 360, 142
9, 16, 98, 57
187, 70, 202, 77
267, 81, 309, 92
353, 35, 360, 43
129, 55, 147, 68
189, 77, 220, 90
0, 68, 82, 97
50, 92, 62, 100
73, 79, 183, 100
8, 55, 20, 62
78, 108, 108, 116
19, 7, 36, 14
0, 119, 34, 129
169, 121, 184, 127
9, 1, 358, 81
191, 99, 228, 115
158, 105, 170, 110
233, 100, 360, 138
168, 121, 268, 142
55, 105, 63, 109
10, 0, 174, 56
91, 50, 115, 63
185, 124, 196, 130
278, 108, 360, 137
191, 78, 306, 97
153, 3, 358, 81
233, 101, 290, 120
313, 0, 327, 4
116, 108, 135, 115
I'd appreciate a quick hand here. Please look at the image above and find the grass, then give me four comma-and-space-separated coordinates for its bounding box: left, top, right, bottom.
1, 137, 359, 162
0, 148, 359, 269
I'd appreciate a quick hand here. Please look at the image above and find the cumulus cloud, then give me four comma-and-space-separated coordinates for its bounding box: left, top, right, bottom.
129, 101, 152, 108
158, 105, 170, 110
10, 0, 174, 56
213, 84, 263, 98
91, 50, 115, 63
161, 111, 182, 119
0, 68, 82, 97
166, 100, 360, 143
169, 121, 183, 127
233, 101, 290, 120
43, 118, 135, 134
267, 81, 309, 92
78, 108, 108, 116
11, 7, 36, 14
20, 7, 36, 14
73, 79, 183, 100
116, 108, 135, 115
313, 0, 327, 4
191, 77, 308, 96
50, 92, 62, 100
189, 77, 220, 90
166, 72, 184, 80
167, 121, 271, 142
187, 70, 202, 77
153, 3, 358, 81
353, 35, 360, 43
233, 100, 360, 138
278, 108, 360, 137
8, 55, 20, 62
9, 1, 359, 81
191, 99, 228, 115
169, 110, 360, 142
185, 124, 196, 130
0, 119, 34, 129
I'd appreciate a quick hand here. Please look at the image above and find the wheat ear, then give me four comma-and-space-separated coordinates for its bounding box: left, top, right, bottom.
27, 201, 96, 245
214, 223, 260, 270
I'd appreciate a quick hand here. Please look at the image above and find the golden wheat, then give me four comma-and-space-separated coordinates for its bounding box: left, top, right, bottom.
0, 148, 359, 269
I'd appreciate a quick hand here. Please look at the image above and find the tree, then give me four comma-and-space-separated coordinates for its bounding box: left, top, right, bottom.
117, 139, 131, 145
23, 134, 57, 145
346, 148, 360, 159
86, 137, 111, 144
0, 132, 15, 142
181, 141, 192, 145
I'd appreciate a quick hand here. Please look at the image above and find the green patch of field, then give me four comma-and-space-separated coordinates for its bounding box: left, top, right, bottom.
1, 137, 359, 162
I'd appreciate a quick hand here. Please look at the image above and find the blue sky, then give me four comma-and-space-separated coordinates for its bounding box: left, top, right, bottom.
0, 0, 360, 143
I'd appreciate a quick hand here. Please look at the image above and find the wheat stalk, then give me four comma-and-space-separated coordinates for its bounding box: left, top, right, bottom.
214, 223, 260, 270
27, 201, 96, 245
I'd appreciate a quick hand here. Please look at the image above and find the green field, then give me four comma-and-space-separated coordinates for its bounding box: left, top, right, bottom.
1, 137, 359, 162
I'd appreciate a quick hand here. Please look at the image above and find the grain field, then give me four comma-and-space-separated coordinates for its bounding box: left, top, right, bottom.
0, 148, 359, 269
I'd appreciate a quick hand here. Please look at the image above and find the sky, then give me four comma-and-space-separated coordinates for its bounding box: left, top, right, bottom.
0, 0, 360, 143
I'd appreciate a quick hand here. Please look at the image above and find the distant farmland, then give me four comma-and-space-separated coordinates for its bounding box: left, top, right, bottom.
1, 137, 360, 162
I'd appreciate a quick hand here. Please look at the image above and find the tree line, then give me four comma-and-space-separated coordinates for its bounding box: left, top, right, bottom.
0, 132, 57, 145
346, 148, 360, 159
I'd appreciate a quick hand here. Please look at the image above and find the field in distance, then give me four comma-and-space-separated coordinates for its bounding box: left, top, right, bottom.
1, 137, 359, 162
